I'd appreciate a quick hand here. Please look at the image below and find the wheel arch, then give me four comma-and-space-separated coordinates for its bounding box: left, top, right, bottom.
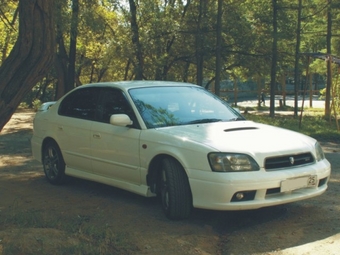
41, 137, 61, 161
147, 154, 190, 194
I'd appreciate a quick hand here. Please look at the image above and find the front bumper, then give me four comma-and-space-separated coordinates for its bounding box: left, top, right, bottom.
188, 159, 331, 210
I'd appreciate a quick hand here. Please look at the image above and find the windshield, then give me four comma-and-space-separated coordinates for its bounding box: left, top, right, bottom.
129, 86, 244, 128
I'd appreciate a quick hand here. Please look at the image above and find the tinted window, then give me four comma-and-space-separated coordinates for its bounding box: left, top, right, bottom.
96, 88, 140, 128
58, 87, 99, 120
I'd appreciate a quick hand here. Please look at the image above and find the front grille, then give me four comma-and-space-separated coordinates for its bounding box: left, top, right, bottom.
266, 187, 280, 195
265, 152, 314, 170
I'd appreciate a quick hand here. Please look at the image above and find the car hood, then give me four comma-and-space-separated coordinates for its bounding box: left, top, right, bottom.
156, 120, 315, 155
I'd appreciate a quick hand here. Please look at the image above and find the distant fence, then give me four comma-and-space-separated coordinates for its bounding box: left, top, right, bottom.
215, 89, 321, 100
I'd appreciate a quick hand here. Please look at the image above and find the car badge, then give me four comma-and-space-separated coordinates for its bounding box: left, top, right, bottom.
289, 157, 295, 165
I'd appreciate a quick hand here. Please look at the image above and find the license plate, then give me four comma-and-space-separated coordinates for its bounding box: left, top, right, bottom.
281, 175, 318, 192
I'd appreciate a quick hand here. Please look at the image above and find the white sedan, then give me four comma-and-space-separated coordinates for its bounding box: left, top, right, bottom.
31, 81, 331, 219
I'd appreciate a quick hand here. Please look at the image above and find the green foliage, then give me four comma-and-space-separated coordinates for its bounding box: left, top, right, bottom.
245, 112, 340, 143
18, 80, 56, 109
319, 87, 326, 99
1, 0, 340, 110
32, 99, 42, 111
0, 1, 18, 65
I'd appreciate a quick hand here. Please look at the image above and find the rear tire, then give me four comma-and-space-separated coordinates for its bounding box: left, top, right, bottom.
160, 158, 192, 220
42, 141, 66, 185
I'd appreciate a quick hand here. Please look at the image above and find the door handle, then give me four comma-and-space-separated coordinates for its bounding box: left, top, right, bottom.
93, 133, 101, 139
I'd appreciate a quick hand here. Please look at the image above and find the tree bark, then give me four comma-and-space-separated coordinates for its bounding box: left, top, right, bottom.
0, 0, 55, 132
215, 0, 223, 96
129, 0, 144, 80
293, 0, 302, 118
325, 0, 332, 119
67, 0, 79, 92
270, 0, 278, 118
55, 24, 69, 99
196, 0, 205, 86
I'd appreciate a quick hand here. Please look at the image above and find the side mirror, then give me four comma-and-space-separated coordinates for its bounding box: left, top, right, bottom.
110, 114, 133, 127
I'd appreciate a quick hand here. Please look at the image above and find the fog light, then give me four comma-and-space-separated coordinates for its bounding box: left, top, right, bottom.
231, 190, 256, 202
235, 192, 244, 200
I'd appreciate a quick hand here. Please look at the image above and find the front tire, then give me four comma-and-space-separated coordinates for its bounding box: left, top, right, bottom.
160, 158, 192, 220
42, 141, 66, 185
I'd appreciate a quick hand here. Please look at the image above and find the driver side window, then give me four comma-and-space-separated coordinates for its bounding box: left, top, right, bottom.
96, 88, 140, 128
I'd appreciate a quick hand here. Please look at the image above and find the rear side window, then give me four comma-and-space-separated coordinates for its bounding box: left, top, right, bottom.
58, 87, 99, 120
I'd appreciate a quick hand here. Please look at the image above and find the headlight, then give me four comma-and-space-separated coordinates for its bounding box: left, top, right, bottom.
315, 142, 325, 161
208, 153, 260, 172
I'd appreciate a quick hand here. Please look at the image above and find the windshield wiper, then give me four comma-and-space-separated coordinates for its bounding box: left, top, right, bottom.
228, 117, 245, 121
185, 118, 223, 124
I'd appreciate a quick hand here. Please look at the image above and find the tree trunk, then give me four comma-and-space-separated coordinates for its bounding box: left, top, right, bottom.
325, 0, 332, 119
67, 0, 79, 92
129, 0, 144, 80
293, 0, 302, 117
124, 59, 131, 80
0, 0, 55, 132
215, 0, 223, 96
55, 24, 68, 100
270, 0, 278, 117
196, 0, 205, 86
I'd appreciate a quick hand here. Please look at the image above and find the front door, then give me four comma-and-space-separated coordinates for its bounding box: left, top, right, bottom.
91, 88, 141, 184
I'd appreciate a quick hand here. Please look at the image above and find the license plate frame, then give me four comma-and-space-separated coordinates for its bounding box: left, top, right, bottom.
280, 175, 318, 192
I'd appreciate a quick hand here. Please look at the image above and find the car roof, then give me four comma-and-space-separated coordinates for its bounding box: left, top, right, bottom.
80, 80, 199, 91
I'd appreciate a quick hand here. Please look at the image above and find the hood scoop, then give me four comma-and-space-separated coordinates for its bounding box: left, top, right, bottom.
224, 127, 258, 132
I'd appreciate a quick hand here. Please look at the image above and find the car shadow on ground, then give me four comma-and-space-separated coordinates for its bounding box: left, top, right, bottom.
1, 112, 339, 255
1, 153, 339, 255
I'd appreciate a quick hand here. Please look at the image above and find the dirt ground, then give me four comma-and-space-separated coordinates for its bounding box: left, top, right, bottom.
0, 110, 339, 255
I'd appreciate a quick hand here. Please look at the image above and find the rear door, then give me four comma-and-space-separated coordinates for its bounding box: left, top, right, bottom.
56, 87, 99, 173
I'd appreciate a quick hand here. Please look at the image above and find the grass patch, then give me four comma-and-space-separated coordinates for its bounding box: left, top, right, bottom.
0, 209, 137, 255
244, 109, 340, 143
